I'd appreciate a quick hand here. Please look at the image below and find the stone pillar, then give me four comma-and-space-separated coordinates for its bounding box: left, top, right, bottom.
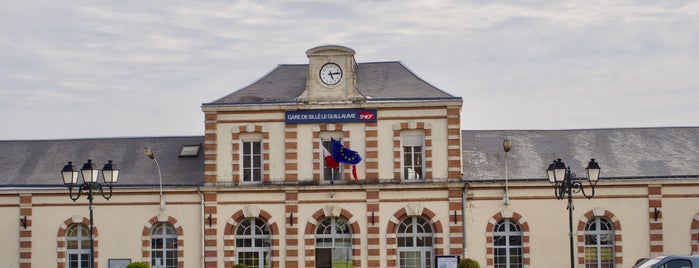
203, 192, 218, 268
204, 112, 218, 184
648, 185, 663, 256
365, 122, 379, 181
448, 188, 464, 255
19, 194, 32, 268
285, 125, 298, 183
285, 190, 299, 268
366, 188, 381, 267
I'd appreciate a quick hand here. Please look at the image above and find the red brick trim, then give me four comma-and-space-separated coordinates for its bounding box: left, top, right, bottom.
285, 190, 299, 268
393, 122, 432, 181
232, 125, 271, 184
284, 124, 298, 182
19, 194, 32, 268
204, 112, 218, 184
56, 216, 99, 268
576, 209, 622, 267
303, 207, 361, 268
312, 124, 354, 182
446, 107, 463, 178
141, 216, 185, 268
386, 206, 444, 267
648, 185, 663, 256
365, 122, 379, 181
223, 209, 280, 268
484, 210, 531, 268
448, 188, 464, 256
203, 192, 218, 268
366, 189, 381, 266
691, 213, 699, 254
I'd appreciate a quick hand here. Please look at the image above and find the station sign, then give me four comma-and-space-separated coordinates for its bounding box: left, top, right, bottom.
285, 109, 377, 124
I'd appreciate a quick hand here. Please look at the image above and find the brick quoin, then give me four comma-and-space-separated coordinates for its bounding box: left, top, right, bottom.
648, 185, 664, 256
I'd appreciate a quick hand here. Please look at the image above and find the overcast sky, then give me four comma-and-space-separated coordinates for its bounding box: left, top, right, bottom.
1, 1, 697, 140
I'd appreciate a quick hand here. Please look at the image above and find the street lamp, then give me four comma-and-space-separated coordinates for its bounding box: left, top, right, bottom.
503, 139, 512, 205
546, 158, 601, 268
143, 147, 166, 210
61, 159, 119, 268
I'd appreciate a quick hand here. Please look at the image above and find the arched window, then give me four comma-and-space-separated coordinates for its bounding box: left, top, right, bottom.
397, 216, 434, 268
692, 213, 699, 254
584, 217, 615, 268
315, 217, 352, 268
151, 222, 178, 268
236, 218, 271, 268
493, 218, 523, 268
66, 224, 91, 268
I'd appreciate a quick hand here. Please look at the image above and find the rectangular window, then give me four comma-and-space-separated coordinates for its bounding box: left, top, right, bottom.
150, 244, 178, 268
238, 252, 260, 267
584, 247, 614, 268
402, 135, 424, 180
321, 137, 342, 183
67, 253, 90, 268
399, 251, 423, 268
242, 140, 262, 183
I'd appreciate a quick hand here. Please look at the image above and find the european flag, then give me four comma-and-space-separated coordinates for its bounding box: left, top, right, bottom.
330, 138, 362, 165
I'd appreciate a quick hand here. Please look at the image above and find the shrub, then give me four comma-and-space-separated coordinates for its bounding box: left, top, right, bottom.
457, 258, 481, 268
125, 262, 149, 268
232, 264, 249, 268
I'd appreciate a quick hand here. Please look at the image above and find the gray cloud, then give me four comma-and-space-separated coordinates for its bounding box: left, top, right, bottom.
0, 0, 697, 139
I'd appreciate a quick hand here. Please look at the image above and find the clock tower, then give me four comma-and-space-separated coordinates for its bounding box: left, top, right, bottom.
297, 45, 365, 104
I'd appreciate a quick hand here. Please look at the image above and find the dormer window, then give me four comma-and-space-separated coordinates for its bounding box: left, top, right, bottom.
179, 144, 201, 158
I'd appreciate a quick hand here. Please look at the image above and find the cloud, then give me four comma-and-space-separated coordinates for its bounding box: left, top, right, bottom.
0, 0, 697, 139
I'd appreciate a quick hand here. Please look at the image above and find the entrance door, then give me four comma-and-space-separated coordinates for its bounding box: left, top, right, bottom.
315, 248, 332, 268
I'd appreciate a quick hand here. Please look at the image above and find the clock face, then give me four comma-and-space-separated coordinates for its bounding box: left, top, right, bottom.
319, 63, 342, 85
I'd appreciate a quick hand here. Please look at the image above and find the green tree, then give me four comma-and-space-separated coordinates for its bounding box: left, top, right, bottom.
457, 258, 480, 268
125, 262, 149, 268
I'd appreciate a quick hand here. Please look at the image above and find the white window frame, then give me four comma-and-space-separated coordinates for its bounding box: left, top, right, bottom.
236, 218, 271, 268
66, 224, 91, 268
402, 134, 424, 181
241, 135, 262, 183
493, 218, 523, 268
320, 135, 343, 183
396, 216, 434, 268
315, 217, 352, 268
584, 217, 615, 268
150, 222, 178, 268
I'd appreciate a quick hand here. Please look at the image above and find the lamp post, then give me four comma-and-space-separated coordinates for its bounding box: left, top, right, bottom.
144, 147, 166, 210
546, 158, 601, 268
61, 159, 119, 268
503, 139, 512, 205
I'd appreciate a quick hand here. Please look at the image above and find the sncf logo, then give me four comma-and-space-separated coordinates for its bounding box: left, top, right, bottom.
359, 111, 375, 120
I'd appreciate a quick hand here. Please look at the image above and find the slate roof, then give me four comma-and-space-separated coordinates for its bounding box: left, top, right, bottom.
462, 127, 699, 181
2, 128, 696, 187
0, 136, 204, 187
204, 62, 460, 105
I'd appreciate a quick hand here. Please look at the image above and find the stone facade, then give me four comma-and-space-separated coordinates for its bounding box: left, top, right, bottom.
0, 46, 698, 268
